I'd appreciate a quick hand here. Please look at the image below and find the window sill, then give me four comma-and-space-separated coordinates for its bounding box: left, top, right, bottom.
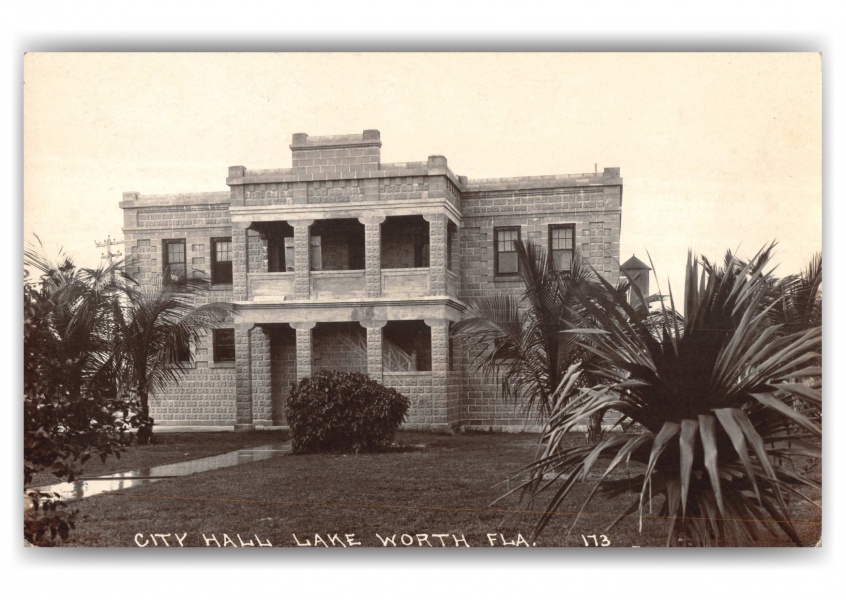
493, 274, 522, 282
211, 284, 234, 290
209, 361, 236, 369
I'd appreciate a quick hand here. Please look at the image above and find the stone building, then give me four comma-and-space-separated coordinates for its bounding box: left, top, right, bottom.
120, 130, 622, 431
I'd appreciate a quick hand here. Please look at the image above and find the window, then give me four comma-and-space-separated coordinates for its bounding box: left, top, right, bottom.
549, 225, 575, 273
213, 329, 236, 363
174, 335, 190, 363
211, 237, 233, 284
162, 239, 186, 284
494, 227, 521, 275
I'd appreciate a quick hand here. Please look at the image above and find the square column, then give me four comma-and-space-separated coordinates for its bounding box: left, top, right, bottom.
359, 216, 386, 298
232, 226, 249, 301
251, 326, 272, 427
424, 213, 448, 295
425, 318, 454, 428
291, 321, 316, 381
361, 319, 387, 383
287, 219, 314, 300
234, 322, 255, 432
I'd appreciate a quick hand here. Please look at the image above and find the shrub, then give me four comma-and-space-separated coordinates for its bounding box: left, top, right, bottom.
286, 370, 410, 454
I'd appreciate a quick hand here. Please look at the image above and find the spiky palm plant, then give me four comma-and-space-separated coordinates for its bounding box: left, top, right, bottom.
514, 246, 822, 546
108, 278, 231, 443
453, 241, 600, 422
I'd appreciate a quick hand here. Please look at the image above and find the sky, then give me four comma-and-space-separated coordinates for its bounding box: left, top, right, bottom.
23, 52, 822, 298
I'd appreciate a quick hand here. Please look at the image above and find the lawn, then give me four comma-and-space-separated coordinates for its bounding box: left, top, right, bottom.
43, 431, 821, 548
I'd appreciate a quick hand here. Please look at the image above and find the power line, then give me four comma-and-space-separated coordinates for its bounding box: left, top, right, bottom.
95, 234, 124, 266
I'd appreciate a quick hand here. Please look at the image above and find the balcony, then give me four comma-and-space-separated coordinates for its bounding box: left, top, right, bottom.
248, 272, 294, 300
311, 270, 366, 299
381, 268, 429, 298
244, 214, 460, 303
246, 267, 460, 302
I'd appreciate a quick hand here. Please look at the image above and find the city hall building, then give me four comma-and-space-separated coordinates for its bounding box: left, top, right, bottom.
120, 130, 623, 431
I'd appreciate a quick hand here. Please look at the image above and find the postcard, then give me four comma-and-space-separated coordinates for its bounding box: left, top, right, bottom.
23, 52, 822, 548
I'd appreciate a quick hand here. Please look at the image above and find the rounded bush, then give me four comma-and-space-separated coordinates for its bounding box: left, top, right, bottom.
286, 370, 410, 454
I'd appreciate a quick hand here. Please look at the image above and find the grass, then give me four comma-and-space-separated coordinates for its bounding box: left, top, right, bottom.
38, 431, 821, 548
27, 430, 289, 487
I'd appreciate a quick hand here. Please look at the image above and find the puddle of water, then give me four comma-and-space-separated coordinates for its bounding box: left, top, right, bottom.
29, 441, 291, 502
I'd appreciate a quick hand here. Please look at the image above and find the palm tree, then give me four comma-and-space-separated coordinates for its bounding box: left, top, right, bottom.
453, 241, 614, 424
24, 240, 120, 399
108, 277, 231, 444
768, 252, 822, 336
512, 245, 822, 546
24, 243, 136, 542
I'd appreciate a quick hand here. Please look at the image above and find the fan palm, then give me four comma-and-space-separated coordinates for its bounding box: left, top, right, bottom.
24, 240, 121, 398
512, 245, 822, 546
108, 278, 231, 443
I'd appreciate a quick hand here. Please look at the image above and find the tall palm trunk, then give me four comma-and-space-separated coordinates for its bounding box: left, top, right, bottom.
136, 389, 154, 445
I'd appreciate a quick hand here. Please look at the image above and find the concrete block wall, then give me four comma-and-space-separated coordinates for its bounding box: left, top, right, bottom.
309, 179, 366, 204
269, 328, 297, 425
312, 323, 368, 373
383, 373, 439, 430
291, 130, 381, 174
363, 219, 382, 297
150, 362, 237, 426
244, 182, 294, 206
121, 191, 238, 427
456, 180, 622, 430
247, 230, 268, 274
251, 328, 272, 426
379, 176, 430, 201
311, 220, 364, 271
381, 219, 428, 269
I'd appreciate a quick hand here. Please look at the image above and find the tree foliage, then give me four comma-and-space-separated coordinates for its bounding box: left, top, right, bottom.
106, 277, 231, 443
23, 241, 231, 543
510, 245, 822, 546
453, 242, 605, 423
24, 248, 135, 544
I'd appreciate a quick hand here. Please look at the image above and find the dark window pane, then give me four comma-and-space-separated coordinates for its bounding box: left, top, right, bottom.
550, 226, 575, 271
553, 250, 573, 272
495, 227, 520, 275
163, 240, 187, 284
211, 237, 233, 284
214, 329, 236, 362
215, 241, 231, 262
175, 337, 190, 363
166, 263, 187, 284
499, 252, 518, 274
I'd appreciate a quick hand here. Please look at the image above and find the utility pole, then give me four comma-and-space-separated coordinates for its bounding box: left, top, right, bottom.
95, 234, 124, 266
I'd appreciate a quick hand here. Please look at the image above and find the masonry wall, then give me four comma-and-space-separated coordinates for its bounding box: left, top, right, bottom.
269, 327, 297, 425
383, 373, 438, 429
456, 183, 622, 431
312, 323, 368, 373
381, 218, 429, 269
122, 191, 238, 426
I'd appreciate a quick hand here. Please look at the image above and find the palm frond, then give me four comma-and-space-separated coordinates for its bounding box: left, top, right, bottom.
509, 245, 822, 546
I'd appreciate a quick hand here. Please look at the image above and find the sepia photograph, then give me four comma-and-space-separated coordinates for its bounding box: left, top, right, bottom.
22, 52, 823, 551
